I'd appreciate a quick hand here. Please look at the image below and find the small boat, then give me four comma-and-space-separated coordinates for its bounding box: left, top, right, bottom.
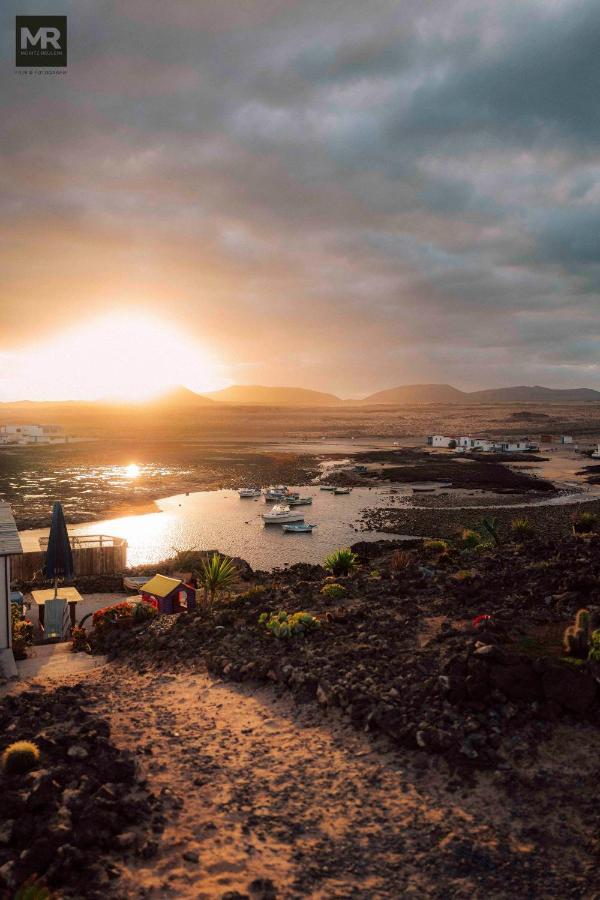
320, 485, 337, 491
264, 485, 290, 501
334, 487, 352, 495
123, 575, 150, 592
261, 504, 305, 524
282, 522, 317, 533
412, 486, 436, 493
238, 487, 261, 498
287, 496, 313, 506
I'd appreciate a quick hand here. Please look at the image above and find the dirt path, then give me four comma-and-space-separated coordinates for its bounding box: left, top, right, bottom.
74, 667, 596, 900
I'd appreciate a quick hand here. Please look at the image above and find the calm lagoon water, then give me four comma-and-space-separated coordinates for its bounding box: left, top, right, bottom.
19, 486, 416, 570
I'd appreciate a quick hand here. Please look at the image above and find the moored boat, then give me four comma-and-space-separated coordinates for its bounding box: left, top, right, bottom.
287, 496, 313, 506
261, 504, 305, 524
282, 522, 317, 533
238, 487, 261, 498
319, 485, 336, 491
334, 487, 352, 495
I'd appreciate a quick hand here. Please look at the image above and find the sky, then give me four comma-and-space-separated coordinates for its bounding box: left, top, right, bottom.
1, 0, 599, 399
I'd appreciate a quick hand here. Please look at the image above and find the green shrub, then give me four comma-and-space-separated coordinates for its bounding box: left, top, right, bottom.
11, 605, 33, 661
572, 511, 598, 535
460, 529, 481, 549
423, 539, 449, 554
70, 626, 91, 654
588, 629, 600, 662
320, 583, 347, 599
453, 568, 476, 582
390, 549, 413, 573
13, 879, 51, 900
2, 741, 40, 775
323, 548, 358, 576
511, 518, 536, 541
259, 610, 320, 639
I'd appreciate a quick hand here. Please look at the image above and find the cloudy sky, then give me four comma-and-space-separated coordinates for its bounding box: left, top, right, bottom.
1, 0, 599, 398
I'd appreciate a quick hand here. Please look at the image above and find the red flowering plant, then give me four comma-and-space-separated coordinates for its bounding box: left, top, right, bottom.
92, 599, 157, 631
472, 614, 493, 629
70, 626, 91, 654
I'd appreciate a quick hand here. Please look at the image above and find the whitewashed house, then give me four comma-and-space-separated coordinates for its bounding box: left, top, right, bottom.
592, 444, 600, 459
497, 439, 539, 452
457, 436, 496, 452
0, 503, 22, 679
560, 435, 573, 444
0, 424, 67, 445
427, 435, 456, 448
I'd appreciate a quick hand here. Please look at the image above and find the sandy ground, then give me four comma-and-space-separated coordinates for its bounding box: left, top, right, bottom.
37, 666, 590, 900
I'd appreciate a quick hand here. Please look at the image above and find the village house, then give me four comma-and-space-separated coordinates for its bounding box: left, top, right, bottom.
0, 503, 22, 679
0, 424, 67, 445
427, 434, 538, 453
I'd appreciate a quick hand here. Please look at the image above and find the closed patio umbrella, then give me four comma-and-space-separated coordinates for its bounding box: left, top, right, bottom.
43, 502, 74, 598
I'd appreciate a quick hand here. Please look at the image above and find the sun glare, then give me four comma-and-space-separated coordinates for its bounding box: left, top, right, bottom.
124, 463, 141, 478
4, 312, 225, 402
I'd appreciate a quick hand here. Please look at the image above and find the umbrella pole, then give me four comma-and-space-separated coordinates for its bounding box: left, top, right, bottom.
54, 576, 58, 600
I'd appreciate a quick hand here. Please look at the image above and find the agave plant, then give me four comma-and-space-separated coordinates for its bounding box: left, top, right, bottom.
196, 553, 238, 612
480, 516, 501, 545
323, 548, 358, 577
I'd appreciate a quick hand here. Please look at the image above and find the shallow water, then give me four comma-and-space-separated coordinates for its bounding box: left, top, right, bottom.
19, 486, 417, 570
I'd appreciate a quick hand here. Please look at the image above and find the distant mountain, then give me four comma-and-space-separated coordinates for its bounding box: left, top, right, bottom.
203, 385, 342, 406
144, 386, 214, 407
360, 384, 467, 404
468, 385, 600, 403
360, 383, 600, 405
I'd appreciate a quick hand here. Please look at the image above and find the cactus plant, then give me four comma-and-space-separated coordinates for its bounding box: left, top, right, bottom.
1, 740, 41, 775
563, 608, 592, 659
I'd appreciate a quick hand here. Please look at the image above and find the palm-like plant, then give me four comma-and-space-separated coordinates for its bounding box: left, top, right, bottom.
196, 553, 238, 612
323, 548, 358, 577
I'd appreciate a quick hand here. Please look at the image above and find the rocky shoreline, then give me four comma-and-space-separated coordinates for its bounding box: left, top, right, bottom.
360, 495, 600, 540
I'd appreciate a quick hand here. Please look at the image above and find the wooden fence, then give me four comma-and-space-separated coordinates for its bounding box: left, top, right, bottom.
10, 534, 128, 582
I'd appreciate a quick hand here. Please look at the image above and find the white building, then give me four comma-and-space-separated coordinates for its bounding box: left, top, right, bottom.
457, 436, 496, 452
0, 424, 67, 445
560, 435, 573, 444
427, 435, 456, 448
496, 439, 539, 452
0, 503, 22, 679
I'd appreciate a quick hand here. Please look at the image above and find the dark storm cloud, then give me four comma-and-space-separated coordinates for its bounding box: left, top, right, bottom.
1, 0, 600, 394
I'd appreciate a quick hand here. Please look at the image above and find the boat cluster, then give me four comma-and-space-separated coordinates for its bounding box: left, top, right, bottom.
237, 483, 352, 533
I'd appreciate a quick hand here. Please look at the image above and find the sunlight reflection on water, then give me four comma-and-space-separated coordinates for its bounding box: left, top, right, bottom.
20, 487, 405, 570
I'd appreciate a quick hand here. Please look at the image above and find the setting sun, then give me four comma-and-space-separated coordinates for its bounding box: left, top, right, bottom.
0, 312, 227, 402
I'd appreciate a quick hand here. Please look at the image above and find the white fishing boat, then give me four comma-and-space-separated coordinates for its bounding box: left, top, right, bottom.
319, 485, 336, 491
287, 496, 313, 506
334, 487, 352, 495
238, 487, 261, 498
261, 504, 305, 524
264, 485, 288, 501
282, 522, 317, 533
